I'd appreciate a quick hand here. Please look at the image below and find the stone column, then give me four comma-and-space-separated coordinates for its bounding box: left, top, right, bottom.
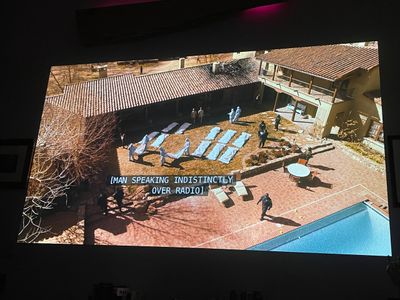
273, 91, 280, 112
179, 58, 185, 69
291, 100, 298, 121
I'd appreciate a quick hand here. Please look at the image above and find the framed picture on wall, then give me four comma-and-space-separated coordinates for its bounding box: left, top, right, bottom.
387, 135, 400, 207
0, 139, 33, 189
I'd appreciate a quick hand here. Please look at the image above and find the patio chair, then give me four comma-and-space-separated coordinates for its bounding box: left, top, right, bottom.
297, 158, 308, 165
232, 171, 248, 200
234, 181, 248, 200
209, 184, 230, 204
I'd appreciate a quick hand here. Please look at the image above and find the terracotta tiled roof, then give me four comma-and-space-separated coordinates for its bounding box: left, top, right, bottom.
257, 44, 379, 81
47, 59, 259, 117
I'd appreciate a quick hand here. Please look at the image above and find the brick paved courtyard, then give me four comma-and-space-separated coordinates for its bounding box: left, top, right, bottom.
87, 143, 388, 249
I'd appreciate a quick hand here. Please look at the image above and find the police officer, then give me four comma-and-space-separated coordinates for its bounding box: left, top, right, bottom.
257, 193, 273, 221
113, 187, 124, 212
97, 191, 108, 215
304, 147, 313, 163
274, 114, 281, 130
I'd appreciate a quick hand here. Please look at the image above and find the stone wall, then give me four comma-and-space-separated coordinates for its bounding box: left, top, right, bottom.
238, 142, 335, 179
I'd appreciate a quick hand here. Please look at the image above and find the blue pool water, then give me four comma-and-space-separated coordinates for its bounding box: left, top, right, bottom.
248, 202, 392, 256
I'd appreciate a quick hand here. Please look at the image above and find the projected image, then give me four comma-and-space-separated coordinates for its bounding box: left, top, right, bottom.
19, 42, 391, 256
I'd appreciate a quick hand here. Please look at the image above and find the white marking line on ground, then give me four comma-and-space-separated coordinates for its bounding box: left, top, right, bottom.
195, 184, 363, 248
359, 184, 386, 202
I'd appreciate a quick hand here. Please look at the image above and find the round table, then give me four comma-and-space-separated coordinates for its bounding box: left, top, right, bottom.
287, 163, 311, 178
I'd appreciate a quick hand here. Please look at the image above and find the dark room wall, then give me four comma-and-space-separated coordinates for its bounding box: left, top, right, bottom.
1, 0, 399, 299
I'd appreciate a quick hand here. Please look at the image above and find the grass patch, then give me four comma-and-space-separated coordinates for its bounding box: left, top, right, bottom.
114, 110, 301, 176
343, 141, 385, 164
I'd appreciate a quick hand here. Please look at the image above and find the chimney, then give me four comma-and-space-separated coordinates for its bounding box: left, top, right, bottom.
98, 65, 108, 78
179, 58, 185, 69
212, 62, 221, 74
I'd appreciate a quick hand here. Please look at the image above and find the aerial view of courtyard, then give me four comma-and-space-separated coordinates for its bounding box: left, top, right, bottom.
19, 42, 391, 255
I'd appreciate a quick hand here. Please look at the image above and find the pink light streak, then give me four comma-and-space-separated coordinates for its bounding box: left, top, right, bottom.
92, 0, 160, 8
239, 2, 287, 21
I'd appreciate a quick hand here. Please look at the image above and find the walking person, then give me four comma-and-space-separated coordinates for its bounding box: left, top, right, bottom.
257, 193, 273, 221
274, 114, 281, 130
304, 146, 313, 164
191, 108, 197, 124
198, 107, 204, 124
97, 191, 108, 215
128, 142, 136, 161
113, 187, 124, 212
258, 129, 268, 148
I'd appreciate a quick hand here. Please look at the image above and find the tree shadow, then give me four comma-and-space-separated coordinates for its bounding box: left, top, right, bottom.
264, 215, 301, 227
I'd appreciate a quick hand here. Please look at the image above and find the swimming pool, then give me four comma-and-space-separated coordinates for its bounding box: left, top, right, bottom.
248, 201, 392, 256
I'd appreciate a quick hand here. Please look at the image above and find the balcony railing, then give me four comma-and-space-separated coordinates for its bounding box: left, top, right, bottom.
261, 69, 345, 104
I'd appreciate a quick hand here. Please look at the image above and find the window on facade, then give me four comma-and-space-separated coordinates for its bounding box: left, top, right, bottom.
367, 120, 384, 142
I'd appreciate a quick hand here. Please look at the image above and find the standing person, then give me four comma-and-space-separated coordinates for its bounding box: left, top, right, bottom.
191, 108, 197, 124
258, 129, 267, 148
198, 107, 204, 124
233, 106, 242, 123
274, 114, 281, 130
120, 132, 126, 148
97, 191, 108, 215
184, 137, 190, 156
304, 146, 313, 163
259, 120, 266, 132
128, 142, 136, 161
257, 193, 273, 221
228, 108, 235, 123
113, 187, 124, 212
159, 146, 167, 166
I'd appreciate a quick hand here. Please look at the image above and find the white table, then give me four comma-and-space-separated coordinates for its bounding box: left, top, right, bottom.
287, 163, 311, 178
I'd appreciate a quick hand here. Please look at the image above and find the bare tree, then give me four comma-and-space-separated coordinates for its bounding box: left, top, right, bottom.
18, 103, 117, 243
209, 58, 257, 78
220, 59, 257, 76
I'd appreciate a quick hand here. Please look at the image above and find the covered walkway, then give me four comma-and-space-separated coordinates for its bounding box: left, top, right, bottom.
275, 105, 315, 131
